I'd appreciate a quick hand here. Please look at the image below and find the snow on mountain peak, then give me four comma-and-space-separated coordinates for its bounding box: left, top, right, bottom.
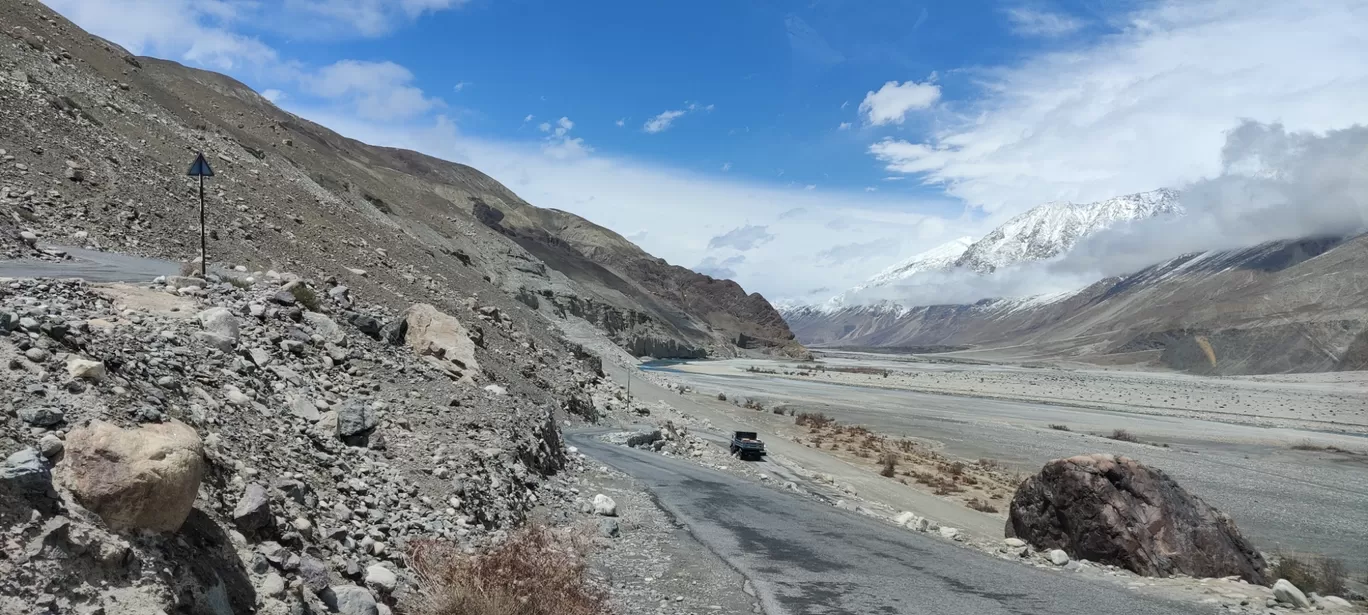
954, 188, 1182, 274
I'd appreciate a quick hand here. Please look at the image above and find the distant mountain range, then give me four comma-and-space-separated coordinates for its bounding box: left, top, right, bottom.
782, 189, 1368, 374
812, 188, 1183, 313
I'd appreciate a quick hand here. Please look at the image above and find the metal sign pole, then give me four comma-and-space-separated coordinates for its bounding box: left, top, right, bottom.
199, 174, 206, 277
186, 152, 215, 277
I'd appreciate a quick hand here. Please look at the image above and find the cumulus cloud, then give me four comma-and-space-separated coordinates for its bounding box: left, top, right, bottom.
874, 0, 1368, 216
643, 109, 688, 134
541, 116, 593, 159
452, 81, 469, 92
707, 225, 776, 251
721, 162, 732, 172
839, 121, 853, 130
1004, 6, 1084, 37
306, 60, 443, 120
260, 89, 286, 102
859, 79, 941, 126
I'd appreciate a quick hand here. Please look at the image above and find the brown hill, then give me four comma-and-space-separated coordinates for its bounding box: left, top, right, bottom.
0, 2, 804, 360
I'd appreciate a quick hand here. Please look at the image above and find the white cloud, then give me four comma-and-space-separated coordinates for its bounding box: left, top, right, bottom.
306, 60, 442, 120
721, 162, 732, 172
538, 122, 552, 133
705, 104, 716, 112
841, 100, 850, 110
838, 121, 853, 130
280, 0, 469, 37
615, 118, 626, 127
874, 0, 1368, 217
1004, 6, 1084, 37
261, 89, 286, 102
541, 116, 593, 159
865, 186, 877, 192
859, 79, 941, 126
643, 109, 687, 134
804, 184, 817, 190
42, 0, 281, 72
452, 81, 468, 92
523, 114, 535, 123
707, 225, 775, 251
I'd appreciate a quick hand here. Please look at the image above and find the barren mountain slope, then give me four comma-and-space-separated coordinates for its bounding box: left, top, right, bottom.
0, 2, 801, 359
787, 235, 1368, 374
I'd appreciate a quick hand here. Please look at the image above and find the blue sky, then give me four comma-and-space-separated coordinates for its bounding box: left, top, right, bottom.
43, 0, 1368, 302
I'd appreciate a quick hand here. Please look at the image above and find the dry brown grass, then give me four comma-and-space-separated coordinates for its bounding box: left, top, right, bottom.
795, 412, 834, 429
1108, 429, 1138, 443
878, 451, 898, 477
1271, 553, 1347, 596
966, 498, 999, 513
407, 525, 610, 615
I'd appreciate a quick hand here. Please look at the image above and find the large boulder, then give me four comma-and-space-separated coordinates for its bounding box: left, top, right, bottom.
1006, 454, 1267, 583
59, 420, 205, 532
397, 303, 481, 381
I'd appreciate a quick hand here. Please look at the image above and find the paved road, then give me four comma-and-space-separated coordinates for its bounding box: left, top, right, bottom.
0, 245, 178, 281
569, 432, 1208, 615
651, 366, 1368, 573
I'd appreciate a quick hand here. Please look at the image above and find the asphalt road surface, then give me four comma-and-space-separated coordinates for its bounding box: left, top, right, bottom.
568, 432, 1210, 615
650, 366, 1368, 573
0, 246, 178, 281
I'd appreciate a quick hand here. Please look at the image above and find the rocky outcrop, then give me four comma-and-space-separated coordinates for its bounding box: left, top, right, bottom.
59, 420, 205, 532
1006, 454, 1267, 583
392, 303, 481, 381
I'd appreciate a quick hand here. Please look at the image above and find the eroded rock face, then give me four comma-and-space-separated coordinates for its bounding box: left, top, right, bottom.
60, 420, 205, 532
1006, 454, 1267, 583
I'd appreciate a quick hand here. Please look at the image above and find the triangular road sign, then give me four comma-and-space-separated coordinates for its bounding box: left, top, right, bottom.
187, 152, 215, 177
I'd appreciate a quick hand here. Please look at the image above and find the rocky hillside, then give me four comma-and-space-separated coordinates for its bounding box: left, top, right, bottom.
786, 235, 1368, 375
0, 1, 803, 361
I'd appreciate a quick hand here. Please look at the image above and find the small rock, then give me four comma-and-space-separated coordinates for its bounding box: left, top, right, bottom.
364, 565, 397, 594
66, 358, 107, 381
232, 483, 272, 533
24, 347, 49, 363
38, 434, 63, 457
592, 493, 617, 516
0, 448, 50, 494
321, 585, 378, 615
1048, 549, 1071, 566
259, 572, 285, 597
1004, 538, 1027, 548
939, 527, 960, 540
18, 406, 64, 427
599, 518, 620, 538
1272, 579, 1310, 608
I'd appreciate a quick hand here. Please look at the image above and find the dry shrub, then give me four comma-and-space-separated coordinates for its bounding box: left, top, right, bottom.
1047, 424, 1071, 431
1271, 553, 1346, 596
878, 452, 898, 477
716, 392, 726, 401
408, 525, 609, 615
966, 498, 999, 513
1108, 429, 1139, 443
795, 412, 834, 429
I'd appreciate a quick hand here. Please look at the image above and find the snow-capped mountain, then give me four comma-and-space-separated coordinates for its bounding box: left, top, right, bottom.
954, 188, 1183, 274
820, 237, 974, 311
862, 236, 976, 288
784, 188, 1183, 316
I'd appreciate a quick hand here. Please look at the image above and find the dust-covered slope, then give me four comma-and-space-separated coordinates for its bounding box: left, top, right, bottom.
0, 2, 801, 360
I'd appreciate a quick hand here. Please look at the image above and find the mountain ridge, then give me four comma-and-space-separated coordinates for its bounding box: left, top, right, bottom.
0, 9, 804, 360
